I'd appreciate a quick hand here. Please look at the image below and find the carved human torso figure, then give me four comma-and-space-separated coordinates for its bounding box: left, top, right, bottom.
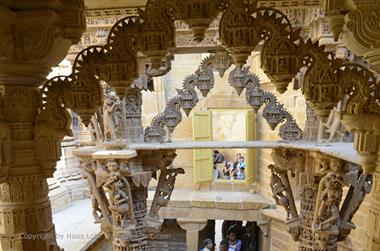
314, 173, 343, 234
103, 91, 122, 140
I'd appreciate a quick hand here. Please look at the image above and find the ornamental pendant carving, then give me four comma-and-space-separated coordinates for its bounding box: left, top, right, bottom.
262, 93, 285, 130
299, 41, 343, 121
219, 1, 259, 66
138, 0, 176, 69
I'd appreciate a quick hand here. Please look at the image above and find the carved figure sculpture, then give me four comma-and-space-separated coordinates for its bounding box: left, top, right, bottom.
103, 90, 122, 140
103, 160, 135, 228
313, 172, 344, 247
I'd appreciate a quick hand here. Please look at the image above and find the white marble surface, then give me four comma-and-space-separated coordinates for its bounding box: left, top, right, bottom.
74, 140, 361, 164
129, 140, 361, 164
53, 199, 100, 251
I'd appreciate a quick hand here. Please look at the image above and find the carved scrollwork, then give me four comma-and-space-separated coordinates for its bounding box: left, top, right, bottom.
195, 65, 215, 97
145, 51, 302, 142
257, 8, 301, 93
279, 112, 303, 141
269, 164, 301, 241
343, 8, 380, 57
228, 66, 251, 95
144, 114, 166, 143
163, 97, 183, 136
262, 92, 286, 130
245, 78, 265, 112
35, 72, 103, 177
298, 40, 344, 121
177, 75, 199, 116
34, 76, 74, 177
138, 0, 176, 69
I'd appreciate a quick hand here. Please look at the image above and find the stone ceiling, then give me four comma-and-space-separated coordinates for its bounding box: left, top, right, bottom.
85, 0, 320, 11
85, 0, 146, 10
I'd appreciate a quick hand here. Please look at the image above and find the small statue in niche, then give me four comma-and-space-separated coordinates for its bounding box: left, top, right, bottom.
103, 90, 122, 140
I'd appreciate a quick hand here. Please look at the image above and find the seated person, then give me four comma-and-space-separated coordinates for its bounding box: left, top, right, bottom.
236, 166, 246, 180
223, 161, 235, 179
236, 156, 246, 170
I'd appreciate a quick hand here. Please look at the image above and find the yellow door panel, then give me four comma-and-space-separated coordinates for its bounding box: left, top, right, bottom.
192, 111, 213, 184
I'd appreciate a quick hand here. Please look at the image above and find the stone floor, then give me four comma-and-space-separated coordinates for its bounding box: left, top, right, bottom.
53, 199, 100, 251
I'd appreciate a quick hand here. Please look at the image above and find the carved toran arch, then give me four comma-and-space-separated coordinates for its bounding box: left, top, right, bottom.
39, 0, 380, 173
144, 51, 303, 143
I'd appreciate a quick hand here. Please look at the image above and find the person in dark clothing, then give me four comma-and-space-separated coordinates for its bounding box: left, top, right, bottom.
213, 150, 224, 166
213, 150, 224, 179
219, 239, 230, 251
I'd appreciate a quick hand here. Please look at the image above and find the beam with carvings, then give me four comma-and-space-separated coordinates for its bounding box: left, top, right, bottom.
68, 5, 327, 58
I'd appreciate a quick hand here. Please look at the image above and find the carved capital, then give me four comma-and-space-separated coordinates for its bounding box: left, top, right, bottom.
177, 219, 208, 232
0, 1, 86, 78
257, 215, 271, 237
340, 4, 380, 72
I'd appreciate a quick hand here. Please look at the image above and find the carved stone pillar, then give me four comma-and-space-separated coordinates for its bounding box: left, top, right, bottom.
0, 84, 60, 251
124, 88, 143, 143
89, 150, 152, 251
177, 219, 208, 251
270, 149, 371, 251
366, 167, 380, 251
299, 184, 320, 251
0, 1, 85, 250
